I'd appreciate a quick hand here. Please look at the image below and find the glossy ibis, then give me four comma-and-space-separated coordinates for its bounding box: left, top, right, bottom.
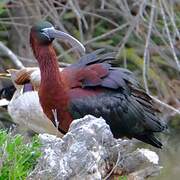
30, 21, 167, 148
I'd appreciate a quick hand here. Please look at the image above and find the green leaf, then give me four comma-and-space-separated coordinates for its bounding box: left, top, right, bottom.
0, 130, 41, 179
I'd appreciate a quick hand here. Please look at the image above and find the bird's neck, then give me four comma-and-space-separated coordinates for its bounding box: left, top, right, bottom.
34, 44, 69, 110
35, 45, 63, 90
32, 44, 73, 133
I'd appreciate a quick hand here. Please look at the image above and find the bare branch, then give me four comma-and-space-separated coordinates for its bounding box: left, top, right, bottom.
117, 1, 145, 55
151, 96, 180, 115
143, 0, 156, 94
159, 0, 180, 71
162, 0, 180, 39
85, 23, 128, 45
103, 151, 121, 180
0, 41, 24, 69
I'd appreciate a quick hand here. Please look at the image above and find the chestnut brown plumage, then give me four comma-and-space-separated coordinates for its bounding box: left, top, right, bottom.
30, 21, 167, 148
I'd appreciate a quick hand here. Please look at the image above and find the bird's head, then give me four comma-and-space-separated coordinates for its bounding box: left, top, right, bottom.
30, 21, 85, 55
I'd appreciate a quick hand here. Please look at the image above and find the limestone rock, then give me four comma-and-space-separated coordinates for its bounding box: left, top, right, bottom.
28, 115, 161, 180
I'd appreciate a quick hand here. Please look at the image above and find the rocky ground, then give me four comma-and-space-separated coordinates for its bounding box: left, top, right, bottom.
27, 115, 161, 180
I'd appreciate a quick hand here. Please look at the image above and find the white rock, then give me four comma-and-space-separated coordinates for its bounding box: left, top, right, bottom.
28, 115, 161, 180
138, 148, 159, 164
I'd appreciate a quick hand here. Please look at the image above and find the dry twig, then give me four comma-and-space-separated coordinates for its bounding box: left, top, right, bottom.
0, 41, 24, 69
143, 0, 156, 94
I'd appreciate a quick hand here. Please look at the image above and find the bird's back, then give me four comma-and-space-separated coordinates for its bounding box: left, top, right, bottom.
62, 50, 167, 148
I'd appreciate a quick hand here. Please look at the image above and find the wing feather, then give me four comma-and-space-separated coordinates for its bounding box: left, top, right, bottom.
64, 50, 167, 148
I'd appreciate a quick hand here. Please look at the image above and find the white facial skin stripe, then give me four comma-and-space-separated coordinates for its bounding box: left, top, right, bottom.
42, 27, 55, 40
42, 26, 55, 31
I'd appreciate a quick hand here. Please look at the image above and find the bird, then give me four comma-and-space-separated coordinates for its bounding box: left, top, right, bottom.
0, 69, 63, 137
0, 66, 64, 103
30, 21, 167, 148
6, 67, 64, 90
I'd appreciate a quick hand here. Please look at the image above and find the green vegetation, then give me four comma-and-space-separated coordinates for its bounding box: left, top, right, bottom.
0, 130, 41, 180
119, 176, 127, 180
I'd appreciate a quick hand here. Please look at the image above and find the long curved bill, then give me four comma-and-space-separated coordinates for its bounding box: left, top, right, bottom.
42, 27, 85, 55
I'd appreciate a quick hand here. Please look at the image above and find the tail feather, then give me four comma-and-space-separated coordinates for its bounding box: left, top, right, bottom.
134, 133, 163, 148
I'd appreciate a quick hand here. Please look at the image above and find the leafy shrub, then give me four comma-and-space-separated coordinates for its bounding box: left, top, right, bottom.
0, 130, 41, 179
